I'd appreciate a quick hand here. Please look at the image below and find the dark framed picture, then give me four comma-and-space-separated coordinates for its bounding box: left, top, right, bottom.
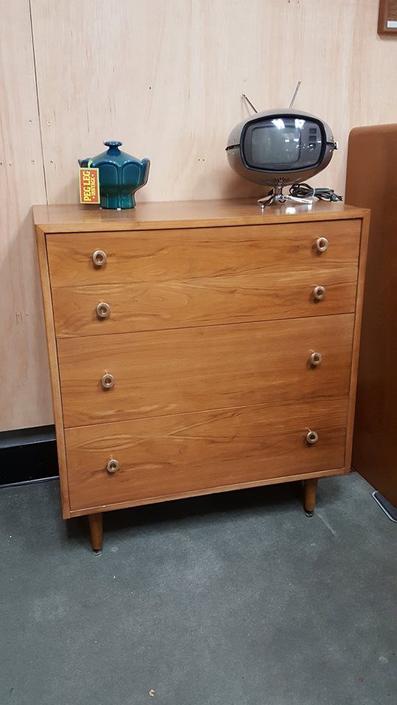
378, 0, 397, 34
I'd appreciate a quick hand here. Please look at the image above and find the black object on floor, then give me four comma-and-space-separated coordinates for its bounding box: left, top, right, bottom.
0, 473, 396, 705
0, 425, 58, 486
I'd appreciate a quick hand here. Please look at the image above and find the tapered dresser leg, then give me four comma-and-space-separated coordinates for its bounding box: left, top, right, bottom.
88, 513, 103, 552
303, 479, 318, 516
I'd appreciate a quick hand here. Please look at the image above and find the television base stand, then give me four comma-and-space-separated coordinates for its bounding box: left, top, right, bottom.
258, 184, 312, 209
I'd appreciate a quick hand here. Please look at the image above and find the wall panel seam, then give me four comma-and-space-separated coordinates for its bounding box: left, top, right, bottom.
28, 0, 48, 204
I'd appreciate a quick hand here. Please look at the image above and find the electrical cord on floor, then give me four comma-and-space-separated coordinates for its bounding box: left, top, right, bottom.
289, 183, 343, 202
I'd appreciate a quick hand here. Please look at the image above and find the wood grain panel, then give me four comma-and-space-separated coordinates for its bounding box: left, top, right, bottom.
3, 0, 395, 432
52, 268, 358, 338
65, 398, 348, 512
36, 231, 70, 517
344, 211, 370, 476
29, 1, 397, 204
58, 315, 354, 428
46, 220, 361, 288
0, 1, 50, 431
347, 126, 397, 504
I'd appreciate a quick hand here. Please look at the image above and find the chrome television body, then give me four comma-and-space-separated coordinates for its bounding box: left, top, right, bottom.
226, 109, 337, 207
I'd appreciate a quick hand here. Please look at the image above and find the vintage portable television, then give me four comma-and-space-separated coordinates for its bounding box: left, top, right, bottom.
226, 109, 338, 205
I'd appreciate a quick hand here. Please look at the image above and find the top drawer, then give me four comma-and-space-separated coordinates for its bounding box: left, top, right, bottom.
46, 220, 361, 288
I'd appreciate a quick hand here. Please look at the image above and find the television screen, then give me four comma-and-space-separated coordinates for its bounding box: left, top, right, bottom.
243, 117, 323, 171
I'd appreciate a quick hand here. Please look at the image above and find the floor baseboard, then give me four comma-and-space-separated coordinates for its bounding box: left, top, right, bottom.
372, 491, 397, 523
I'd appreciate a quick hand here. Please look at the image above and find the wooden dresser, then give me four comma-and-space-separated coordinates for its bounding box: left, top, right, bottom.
34, 200, 369, 551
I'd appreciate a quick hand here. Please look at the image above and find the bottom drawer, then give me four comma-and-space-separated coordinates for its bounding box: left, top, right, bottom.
65, 398, 348, 512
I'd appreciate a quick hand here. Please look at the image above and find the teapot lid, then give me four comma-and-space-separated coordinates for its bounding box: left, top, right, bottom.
104, 140, 123, 156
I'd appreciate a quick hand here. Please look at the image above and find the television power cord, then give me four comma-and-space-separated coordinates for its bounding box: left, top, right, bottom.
289, 182, 343, 202
257, 182, 343, 209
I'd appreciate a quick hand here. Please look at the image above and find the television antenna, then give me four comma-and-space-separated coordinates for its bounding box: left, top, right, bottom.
241, 94, 258, 113
289, 80, 302, 109
242, 80, 302, 115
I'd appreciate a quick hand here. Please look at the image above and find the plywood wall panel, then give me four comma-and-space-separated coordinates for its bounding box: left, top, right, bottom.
31, 0, 393, 205
2, 0, 397, 430
0, 0, 52, 431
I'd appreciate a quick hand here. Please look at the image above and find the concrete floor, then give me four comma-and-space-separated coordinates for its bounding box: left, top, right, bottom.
0, 473, 396, 705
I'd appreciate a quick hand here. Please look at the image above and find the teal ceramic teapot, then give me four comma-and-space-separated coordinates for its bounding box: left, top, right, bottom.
79, 141, 150, 209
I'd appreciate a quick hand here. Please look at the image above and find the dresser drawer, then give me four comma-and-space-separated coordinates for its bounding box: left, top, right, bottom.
65, 398, 348, 511
52, 267, 358, 337
46, 220, 361, 288
58, 314, 354, 427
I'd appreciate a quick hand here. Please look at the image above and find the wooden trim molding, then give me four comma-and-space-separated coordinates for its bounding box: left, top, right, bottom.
378, 0, 397, 34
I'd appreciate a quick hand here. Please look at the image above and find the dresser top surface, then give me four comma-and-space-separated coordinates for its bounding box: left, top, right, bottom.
33, 198, 368, 233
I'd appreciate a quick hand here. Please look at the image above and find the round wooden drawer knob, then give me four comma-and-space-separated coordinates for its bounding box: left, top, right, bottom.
96, 302, 111, 319
313, 285, 326, 301
101, 373, 115, 390
309, 351, 322, 367
106, 458, 120, 474
306, 430, 319, 446
92, 249, 107, 267
315, 237, 329, 253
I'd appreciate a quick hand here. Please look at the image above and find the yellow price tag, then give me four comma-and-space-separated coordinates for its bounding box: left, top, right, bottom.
79, 167, 100, 204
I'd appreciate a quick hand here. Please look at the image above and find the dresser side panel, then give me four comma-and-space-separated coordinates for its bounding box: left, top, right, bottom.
36, 229, 71, 517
